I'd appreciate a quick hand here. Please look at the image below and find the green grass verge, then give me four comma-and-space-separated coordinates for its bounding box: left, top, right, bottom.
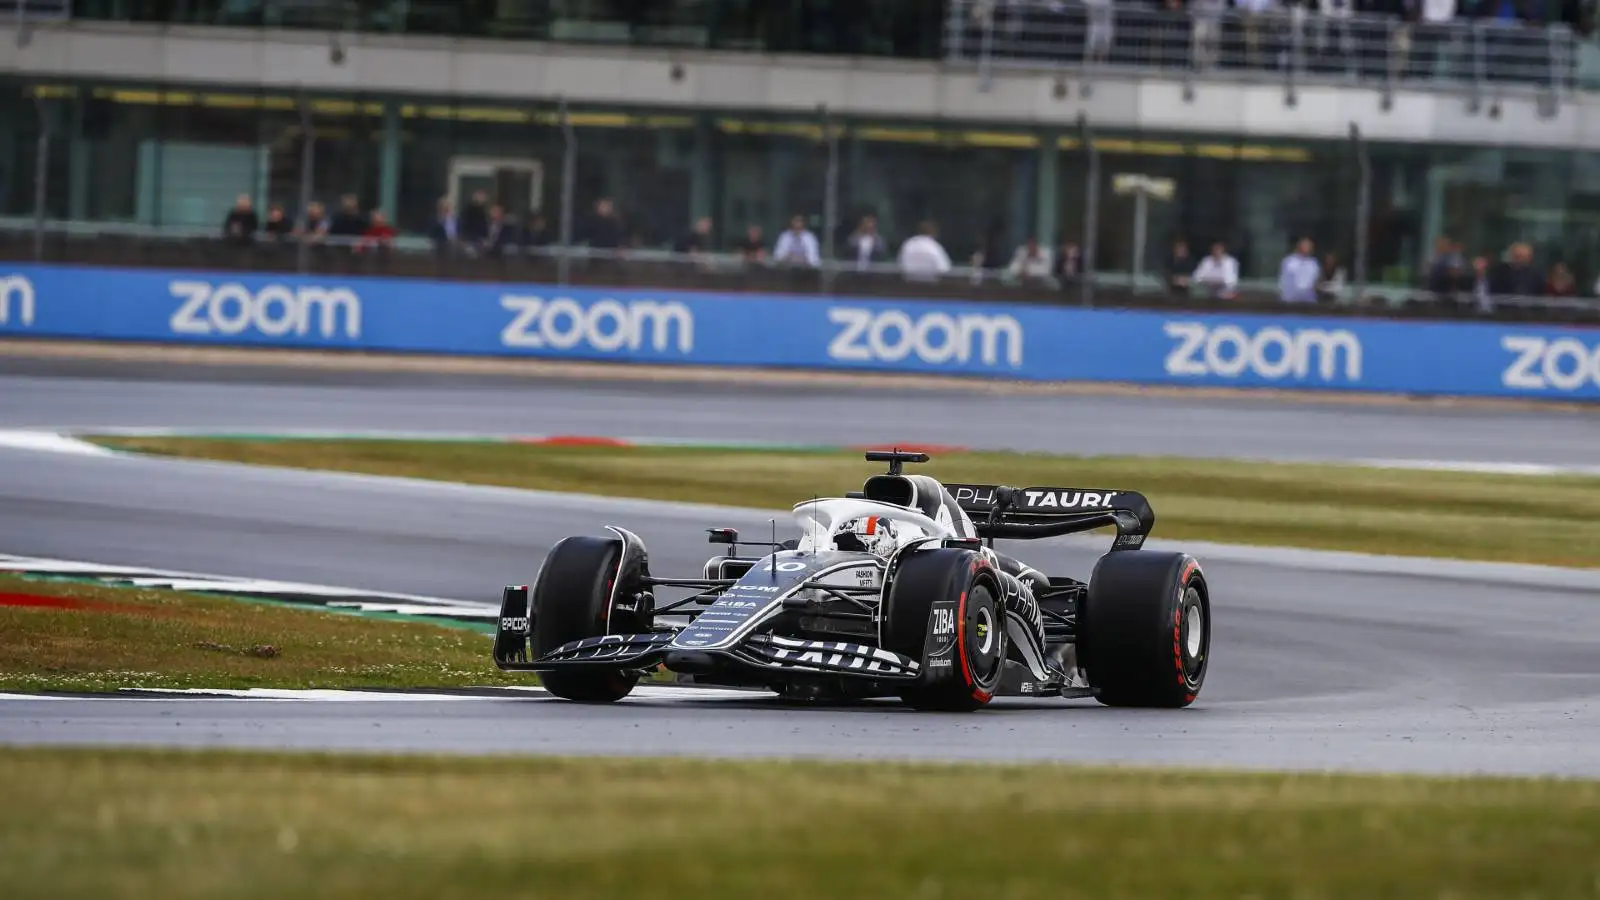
0, 573, 526, 692
94, 437, 1600, 568
1, 747, 1596, 900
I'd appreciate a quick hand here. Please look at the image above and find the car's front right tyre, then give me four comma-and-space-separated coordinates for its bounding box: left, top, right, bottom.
530, 535, 643, 704
882, 548, 1007, 711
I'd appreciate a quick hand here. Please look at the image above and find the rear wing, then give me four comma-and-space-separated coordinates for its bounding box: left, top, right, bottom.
945, 483, 1155, 550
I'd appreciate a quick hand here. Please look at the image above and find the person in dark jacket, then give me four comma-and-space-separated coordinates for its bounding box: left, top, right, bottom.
328, 194, 368, 239
221, 194, 258, 245
1488, 242, 1545, 298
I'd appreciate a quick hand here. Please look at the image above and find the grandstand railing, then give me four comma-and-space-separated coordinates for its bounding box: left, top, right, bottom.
945, 0, 1580, 100
1, 222, 1594, 327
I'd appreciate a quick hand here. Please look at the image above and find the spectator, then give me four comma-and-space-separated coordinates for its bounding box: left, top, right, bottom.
485, 204, 517, 257
1426, 235, 1468, 299
1489, 241, 1545, 298
262, 204, 292, 242
898, 220, 951, 280
1314, 0, 1356, 68
1278, 237, 1321, 303
523, 214, 553, 249
1053, 240, 1083, 283
845, 214, 889, 270
1165, 239, 1194, 297
1469, 255, 1494, 313
1083, 0, 1114, 62
428, 197, 458, 255
737, 225, 767, 264
221, 194, 257, 245
676, 216, 714, 255
356, 209, 397, 254
972, 219, 1007, 271
1416, 0, 1458, 77
773, 215, 821, 268
459, 191, 491, 251
581, 197, 625, 254
1546, 262, 1578, 296
1318, 252, 1348, 303
1007, 237, 1053, 283
328, 194, 367, 239
294, 201, 329, 243
1193, 241, 1239, 300
1235, 0, 1278, 70
1190, 0, 1228, 70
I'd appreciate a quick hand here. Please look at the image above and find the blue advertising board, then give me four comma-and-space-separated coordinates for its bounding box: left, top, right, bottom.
2, 262, 1598, 400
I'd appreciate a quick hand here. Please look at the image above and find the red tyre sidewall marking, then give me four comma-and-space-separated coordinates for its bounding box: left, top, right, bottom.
1174, 560, 1200, 701
965, 561, 994, 703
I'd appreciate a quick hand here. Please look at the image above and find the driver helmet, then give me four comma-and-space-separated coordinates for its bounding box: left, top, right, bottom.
834, 515, 898, 556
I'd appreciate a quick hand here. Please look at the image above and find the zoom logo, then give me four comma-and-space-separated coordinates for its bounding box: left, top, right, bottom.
0, 275, 35, 327
170, 281, 361, 339
1501, 336, 1600, 391
827, 307, 1023, 368
499, 296, 693, 354
1164, 322, 1362, 382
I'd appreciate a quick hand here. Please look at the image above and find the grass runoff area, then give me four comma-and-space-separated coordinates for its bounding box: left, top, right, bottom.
0, 573, 522, 692
95, 437, 1600, 568
1, 748, 1596, 900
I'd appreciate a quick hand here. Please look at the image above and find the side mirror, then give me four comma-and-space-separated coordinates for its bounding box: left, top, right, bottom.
706, 528, 738, 545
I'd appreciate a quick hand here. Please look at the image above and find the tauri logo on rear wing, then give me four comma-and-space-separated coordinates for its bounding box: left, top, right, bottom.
950, 484, 1126, 512
947, 483, 1156, 537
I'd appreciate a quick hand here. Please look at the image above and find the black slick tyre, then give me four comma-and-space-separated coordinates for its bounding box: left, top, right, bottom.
530, 535, 641, 703
882, 548, 1007, 711
1077, 551, 1209, 708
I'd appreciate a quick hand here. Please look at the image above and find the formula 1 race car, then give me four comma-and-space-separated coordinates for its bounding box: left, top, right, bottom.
493, 449, 1210, 711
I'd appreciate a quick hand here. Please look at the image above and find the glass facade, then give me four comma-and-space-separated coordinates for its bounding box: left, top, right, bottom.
4, 75, 1600, 294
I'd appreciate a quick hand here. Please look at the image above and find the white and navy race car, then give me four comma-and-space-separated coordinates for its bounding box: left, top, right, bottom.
493, 450, 1210, 711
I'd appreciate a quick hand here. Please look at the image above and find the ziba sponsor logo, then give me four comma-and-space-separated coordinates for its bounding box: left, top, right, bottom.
828, 307, 1023, 368
0, 274, 36, 327
1163, 321, 1362, 382
500, 295, 693, 354
169, 281, 361, 339
1501, 336, 1600, 391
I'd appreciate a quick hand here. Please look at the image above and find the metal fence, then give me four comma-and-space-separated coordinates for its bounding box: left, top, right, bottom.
947, 0, 1580, 101
4, 218, 1598, 326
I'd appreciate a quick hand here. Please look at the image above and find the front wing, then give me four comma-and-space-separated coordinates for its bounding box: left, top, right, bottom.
492, 587, 1090, 698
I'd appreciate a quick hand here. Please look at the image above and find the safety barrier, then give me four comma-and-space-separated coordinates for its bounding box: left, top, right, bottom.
2, 263, 1598, 400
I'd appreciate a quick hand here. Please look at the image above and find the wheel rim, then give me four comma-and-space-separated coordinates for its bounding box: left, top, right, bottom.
1179, 586, 1206, 687
966, 587, 1003, 683
974, 606, 995, 655
1184, 603, 1203, 658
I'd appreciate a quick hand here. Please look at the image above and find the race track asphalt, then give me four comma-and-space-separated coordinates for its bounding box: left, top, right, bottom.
2, 440, 1599, 777
2, 355, 1598, 464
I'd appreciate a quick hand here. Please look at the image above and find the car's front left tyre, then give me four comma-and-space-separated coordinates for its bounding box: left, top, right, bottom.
530, 535, 646, 703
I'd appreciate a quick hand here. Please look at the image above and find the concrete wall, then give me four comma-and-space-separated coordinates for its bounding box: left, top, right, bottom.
0, 20, 1594, 149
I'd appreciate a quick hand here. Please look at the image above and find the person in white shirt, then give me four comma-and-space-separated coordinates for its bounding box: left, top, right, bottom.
1188, 0, 1228, 71
1193, 242, 1239, 300
898, 220, 952, 281
1007, 237, 1054, 282
772, 215, 820, 268
1278, 237, 1321, 303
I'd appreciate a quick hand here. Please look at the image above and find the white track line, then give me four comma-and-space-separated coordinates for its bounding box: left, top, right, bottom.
0, 685, 774, 703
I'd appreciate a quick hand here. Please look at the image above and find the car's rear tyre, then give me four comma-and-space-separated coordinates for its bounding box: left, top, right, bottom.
882, 548, 1007, 712
1077, 551, 1209, 708
531, 535, 645, 703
